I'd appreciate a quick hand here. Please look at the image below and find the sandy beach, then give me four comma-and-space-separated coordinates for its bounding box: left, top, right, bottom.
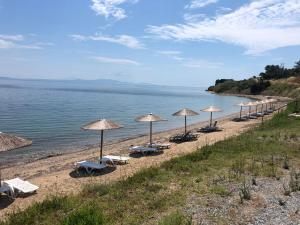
0, 97, 289, 218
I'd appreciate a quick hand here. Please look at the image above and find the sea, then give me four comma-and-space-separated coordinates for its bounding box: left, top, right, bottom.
0, 77, 250, 165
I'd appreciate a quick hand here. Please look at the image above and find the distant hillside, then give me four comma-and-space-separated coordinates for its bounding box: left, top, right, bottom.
208, 60, 300, 98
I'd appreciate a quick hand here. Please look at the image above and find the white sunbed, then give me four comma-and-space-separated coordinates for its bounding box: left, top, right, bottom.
2, 178, 38, 196
129, 146, 159, 154
102, 155, 130, 164
148, 143, 171, 149
75, 160, 107, 174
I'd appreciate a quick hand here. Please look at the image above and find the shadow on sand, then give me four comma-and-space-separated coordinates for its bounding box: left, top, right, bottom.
69, 166, 117, 178
129, 151, 163, 158
0, 194, 14, 209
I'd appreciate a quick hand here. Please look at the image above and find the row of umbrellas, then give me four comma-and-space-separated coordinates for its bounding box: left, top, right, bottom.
1, 98, 277, 162
237, 98, 277, 119
82, 106, 222, 160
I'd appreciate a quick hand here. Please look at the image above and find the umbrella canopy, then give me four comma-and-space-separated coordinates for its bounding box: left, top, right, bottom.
82, 119, 123, 160
0, 132, 32, 152
135, 113, 166, 144
135, 113, 165, 122
172, 108, 199, 117
82, 119, 122, 130
172, 108, 199, 134
201, 106, 222, 127
201, 106, 222, 113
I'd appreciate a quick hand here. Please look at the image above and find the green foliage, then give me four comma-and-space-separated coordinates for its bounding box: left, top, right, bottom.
239, 178, 251, 203
61, 202, 104, 225
209, 60, 300, 97
158, 211, 192, 225
210, 185, 231, 197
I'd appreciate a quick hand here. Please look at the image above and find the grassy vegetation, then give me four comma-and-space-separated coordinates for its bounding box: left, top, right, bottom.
1, 99, 300, 225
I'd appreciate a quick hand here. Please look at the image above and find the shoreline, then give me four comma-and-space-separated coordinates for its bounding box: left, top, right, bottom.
0, 99, 289, 218
0, 94, 290, 170
0, 108, 253, 169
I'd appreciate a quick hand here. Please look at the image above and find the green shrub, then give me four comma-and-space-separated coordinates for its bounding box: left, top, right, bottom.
61, 202, 104, 225
159, 211, 192, 225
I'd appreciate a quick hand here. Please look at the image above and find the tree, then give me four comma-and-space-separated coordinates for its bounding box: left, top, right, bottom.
294, 60, 300, 69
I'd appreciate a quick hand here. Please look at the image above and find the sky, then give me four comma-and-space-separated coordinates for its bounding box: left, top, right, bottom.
0, 0, 300, 87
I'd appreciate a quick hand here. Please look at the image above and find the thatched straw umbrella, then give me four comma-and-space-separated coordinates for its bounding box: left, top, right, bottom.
236, 102, 247, 119
246, 102, 258, 117
172, 108, 199, 134
0, 132, 32, 152
82, 119, 123, 160
201, 106, 222, 127
0, 132, 32, 187
135, 113, 166, 145
255, 101, 262, 114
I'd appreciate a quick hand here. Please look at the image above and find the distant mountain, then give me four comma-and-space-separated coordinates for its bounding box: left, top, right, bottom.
0, 76, 205, 98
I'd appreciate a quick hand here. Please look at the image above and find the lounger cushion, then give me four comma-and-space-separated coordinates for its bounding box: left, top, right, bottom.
75, 161, 106, 170
3, 178, 39, 194
103, 155, 130, 162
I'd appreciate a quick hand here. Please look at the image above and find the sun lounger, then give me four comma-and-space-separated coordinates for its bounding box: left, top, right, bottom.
169, 132, 198, 143
2, 178, 38, 197
129, 146, 159, 154
102, 155, 130, 164
198, 121, 222, 133
232, 117, 249, 122
248, 115, 257, 119
148, 142, 171, 149
75, 160, 107, 174
289, 113, 300, 118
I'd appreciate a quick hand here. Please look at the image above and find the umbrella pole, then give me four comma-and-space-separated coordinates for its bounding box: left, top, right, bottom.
100, 130, 104, 160
150, 121, 152, 145
249, 106, 251, 118
240, 106, 242, 119
184, 115, 187, 134
210, 112, 212, 127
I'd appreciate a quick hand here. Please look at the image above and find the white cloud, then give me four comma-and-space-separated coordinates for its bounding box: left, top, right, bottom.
183, 59, 222, 68
157, 50, 181, 56
157, 50, 220, 67
157, 50, 184, 61
71, 34, 144, 49
147, 0, 300, 55
0, 35, 24, 41
185, 0, 218, 9
183, 13, 205, 23
90, 0, 139, 20
92, 56, 140, 65
0, 34, 42, 49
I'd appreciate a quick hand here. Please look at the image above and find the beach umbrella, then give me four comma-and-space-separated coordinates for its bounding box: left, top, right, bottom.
0, 132, 32, 152
262, 99, 271, 112
82, 119, 123, 160
172, 108, 199, 134
255, 101, 262, 114
201, 106, 222, 127
268, 98, 277, 109
236, 102, 247, 119
246, 102, 258, 117
260, 99, 269, 113
135, 113, 166, 145
0, 132, 32, 187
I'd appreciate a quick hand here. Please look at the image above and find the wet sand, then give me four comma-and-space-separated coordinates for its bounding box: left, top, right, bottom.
0, 97, 288, 218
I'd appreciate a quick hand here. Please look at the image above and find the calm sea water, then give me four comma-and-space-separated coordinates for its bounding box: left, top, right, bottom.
0, 78, 249, 165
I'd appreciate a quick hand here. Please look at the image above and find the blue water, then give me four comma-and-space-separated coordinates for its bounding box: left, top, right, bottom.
0, 77, 250, 165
